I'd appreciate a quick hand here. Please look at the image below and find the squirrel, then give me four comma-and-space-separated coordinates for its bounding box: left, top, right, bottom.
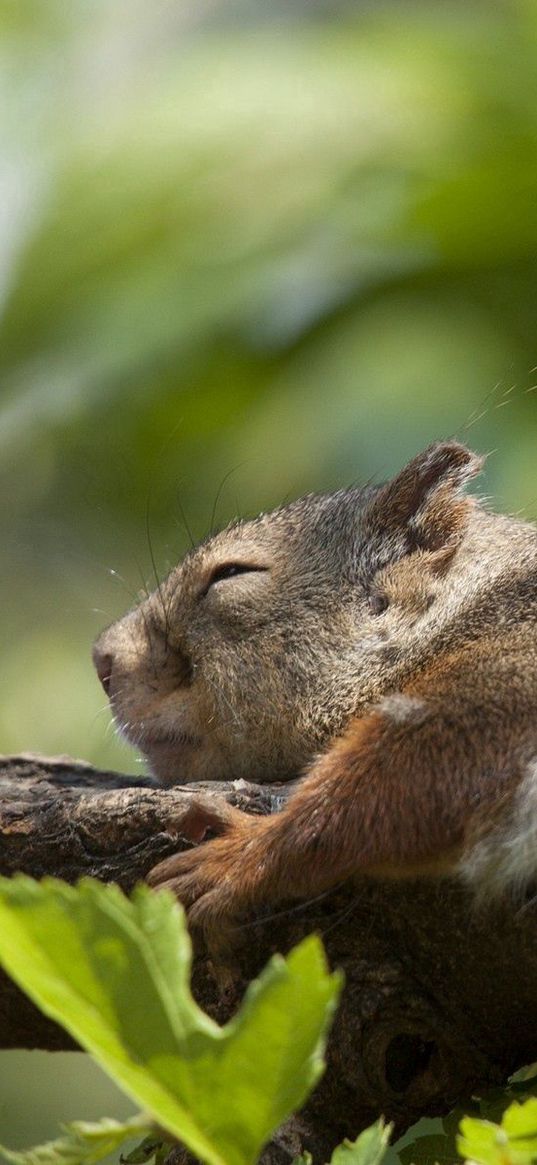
93, 441, 537, 940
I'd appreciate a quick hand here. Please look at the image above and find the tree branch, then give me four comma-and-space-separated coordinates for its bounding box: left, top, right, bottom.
1, 753, 537, 1158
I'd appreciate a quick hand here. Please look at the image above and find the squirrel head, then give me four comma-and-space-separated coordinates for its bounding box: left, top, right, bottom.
93, 441, 483, 784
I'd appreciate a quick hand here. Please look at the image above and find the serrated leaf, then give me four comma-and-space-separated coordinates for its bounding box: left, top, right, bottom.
291, 1120, 392, 1165
457, 1116, 506, 1165
0, 876, 341, 1165
458, 1101, 537, 1165
0, 1115, 153, 1165
330, 1120, 392, 1165
502, 1098, 537, 1143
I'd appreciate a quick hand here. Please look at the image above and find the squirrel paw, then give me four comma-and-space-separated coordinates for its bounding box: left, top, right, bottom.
147, 805, 271, 948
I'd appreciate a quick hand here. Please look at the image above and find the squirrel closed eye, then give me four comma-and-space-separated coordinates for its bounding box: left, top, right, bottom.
201, 561, 268, 595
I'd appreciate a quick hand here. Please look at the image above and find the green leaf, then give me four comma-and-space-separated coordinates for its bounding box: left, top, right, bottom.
329, 1120, 392, 1165
509, 1064, 537, 1087
502, 1098, 537, 1143
0, 1115, 154, 1165
120, 1134, 170, 1165
399, 1129, 457, 1165
457, 1116, 507, 1165
458, 1100, 537, 1165
0, 876, 341, 1165
291, 1119, 391, 1165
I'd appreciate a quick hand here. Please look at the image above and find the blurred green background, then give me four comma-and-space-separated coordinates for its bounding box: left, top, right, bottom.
1, 0, 537, 1150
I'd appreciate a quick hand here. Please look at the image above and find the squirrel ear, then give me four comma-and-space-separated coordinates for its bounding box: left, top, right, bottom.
369, 441, 484, 555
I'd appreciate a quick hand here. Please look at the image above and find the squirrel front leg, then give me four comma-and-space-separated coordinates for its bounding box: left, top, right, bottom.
147, 702, 453, 943
149, 662, 521, 938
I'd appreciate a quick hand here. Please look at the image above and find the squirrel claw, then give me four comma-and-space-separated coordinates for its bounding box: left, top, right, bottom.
147, 817, 271, 949
148, 833, 245, 910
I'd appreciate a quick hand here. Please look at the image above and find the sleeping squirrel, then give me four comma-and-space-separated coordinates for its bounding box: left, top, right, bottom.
93, 441, 537, 939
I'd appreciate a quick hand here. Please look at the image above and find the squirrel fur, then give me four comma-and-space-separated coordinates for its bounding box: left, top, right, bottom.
93, 441, 537, 938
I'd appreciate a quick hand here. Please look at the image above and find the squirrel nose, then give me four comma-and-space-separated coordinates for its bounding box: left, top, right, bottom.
92, 645, 114, 696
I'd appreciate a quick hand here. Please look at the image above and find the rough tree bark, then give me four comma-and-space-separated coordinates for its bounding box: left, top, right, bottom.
1, 753, 537, 1162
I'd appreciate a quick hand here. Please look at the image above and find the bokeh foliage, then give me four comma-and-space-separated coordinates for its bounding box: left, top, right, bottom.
2, 7, 537, 721
2, 0, 537, 772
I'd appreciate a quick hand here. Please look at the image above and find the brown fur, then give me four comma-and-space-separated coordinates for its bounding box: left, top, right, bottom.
93, 442, 537, 942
